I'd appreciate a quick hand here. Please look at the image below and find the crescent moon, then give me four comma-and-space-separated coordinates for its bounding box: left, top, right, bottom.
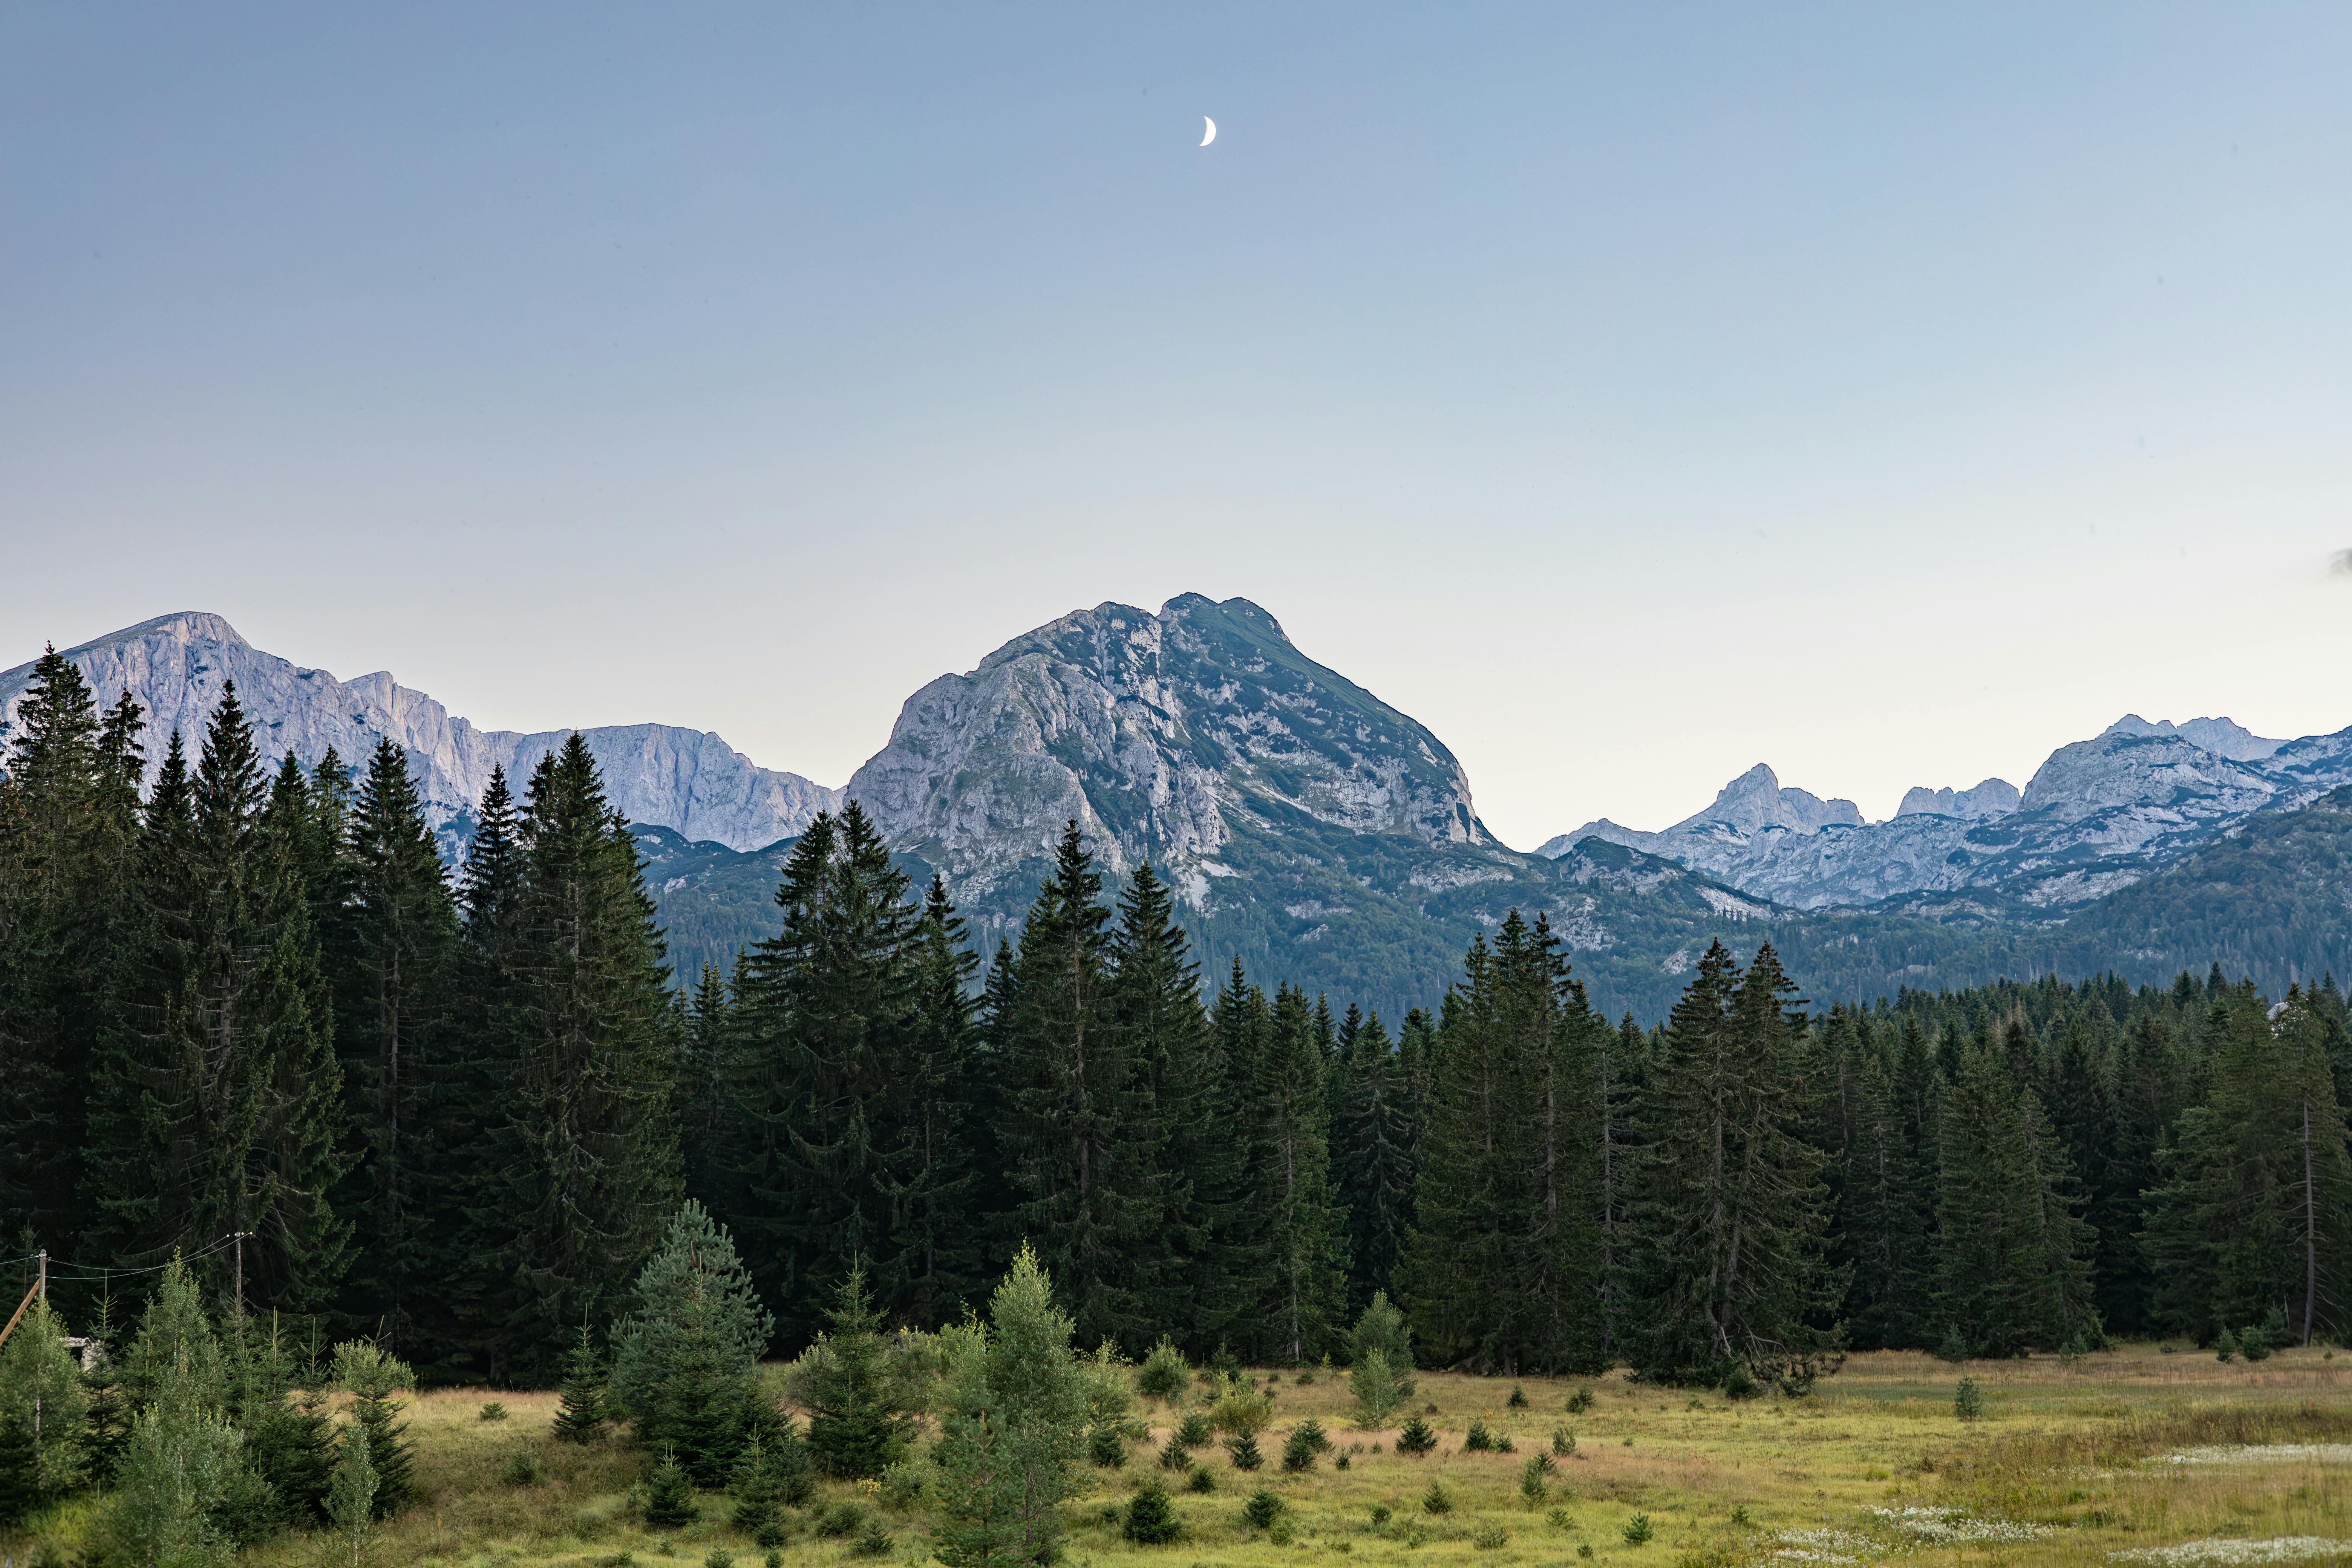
1200, 116, 1216, 147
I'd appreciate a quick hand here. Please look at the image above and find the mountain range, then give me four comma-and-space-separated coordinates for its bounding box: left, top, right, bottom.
6, 599, 2347, 1021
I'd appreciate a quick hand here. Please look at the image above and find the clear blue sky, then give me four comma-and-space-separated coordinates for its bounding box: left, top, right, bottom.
5, 3, 2348, 847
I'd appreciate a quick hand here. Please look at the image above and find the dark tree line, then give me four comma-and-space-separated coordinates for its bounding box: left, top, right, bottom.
7, 649, 2351, 1391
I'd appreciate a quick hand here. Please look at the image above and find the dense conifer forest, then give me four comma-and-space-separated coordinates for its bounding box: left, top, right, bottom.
6, 649, 2351, 1395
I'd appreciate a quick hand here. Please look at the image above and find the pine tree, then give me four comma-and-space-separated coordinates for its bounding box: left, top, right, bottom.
1105, 864, 1216, 1340
0, 649, 142, 1258
1333, 1008, 1413, 1311
1623, 942, 1842, 1390
1406, 913, 1605, 1375
331, 739, 458, 1357
609, 1202, 773, 1483
1253, 983, 1349, 1364
84, 683, 354, 1313
877, 874, 984, 1328
2143, 986, 2352, 1344
799, 1257, 910, 1479
1934, 1042, 2098, 1355
1837, 1039, 1928, 1349
729, 805, 922, 1340
227, 1311, 335, 1527
330, 1339, 416, 1516
931, 1243, 1089, 1568
552, 1324, 608, 1443
0, 1296, 90, 1498
995, 822, 1171, 1350
679, 962, 736, 1218
468, 735, 681, 1380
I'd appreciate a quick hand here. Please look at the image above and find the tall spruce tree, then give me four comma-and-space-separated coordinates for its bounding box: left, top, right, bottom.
85, 684, 352, 1313
1101, 864, 1213, 1338
330, 739, 458, 1354
1254, 983, 1349, 1364
1332, 1008, 1412, 1312
995, 822, 1171, 1351
877, 874, 985, 1328
1934, 1041, 2098, 1355
0, 650, 142, 1257
2143, 985, 2352, 1345
1405, 913, 1604, 1375
467, 735, 681, 1380
1622, 942, 1841, 1389
729, 804, 925, 1342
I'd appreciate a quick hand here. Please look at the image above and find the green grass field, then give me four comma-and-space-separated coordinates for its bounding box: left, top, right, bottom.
32, 1343, 2352, 1568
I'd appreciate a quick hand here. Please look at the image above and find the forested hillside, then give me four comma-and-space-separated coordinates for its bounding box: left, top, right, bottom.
8, 649, 2350, 1404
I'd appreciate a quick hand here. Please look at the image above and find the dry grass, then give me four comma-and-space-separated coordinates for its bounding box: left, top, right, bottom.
13, 1343, 2352, 1566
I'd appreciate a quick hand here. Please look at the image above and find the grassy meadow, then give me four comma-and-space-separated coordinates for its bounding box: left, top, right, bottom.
213, 1344, 2352, 1568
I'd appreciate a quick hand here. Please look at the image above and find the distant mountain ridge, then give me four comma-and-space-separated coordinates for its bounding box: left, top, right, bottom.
1534, 713, 2351, 914
0, 612, 842, 854
9, 600, 2348, 1021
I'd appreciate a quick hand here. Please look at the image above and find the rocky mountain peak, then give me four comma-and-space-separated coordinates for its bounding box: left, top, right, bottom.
1896, 778, 2021, 820
2100, 713, 2283, 762
1696, 763, 1864, 836
847, 594, 1486, 918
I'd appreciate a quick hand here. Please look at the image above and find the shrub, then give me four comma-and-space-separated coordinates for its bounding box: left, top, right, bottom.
1496, 1434, 1516, 1453
1209, 1381, 1273, 1436
1954, 1378, 1982, 1421
502, 1450, 542, 1487
1348, 1291, 1417, 1372
1369, 1503, 1392, 1527
1722, 1361, 1761, 1401
814, 1501, 866, 1538
1158, 1439, 1190, 1470
1395, 1416, 1437, 1456
705, 1551, 734, 1568
1336, 1452, 1351, 1470
643, 1452, 698, 1528
1547, 1506, 1570, 1528
1935, 1324, 1972, 1364
1137, 1338, 1191, 1400
1565, 1387, 1594, 1415
2214, 1325, 2239, 1362
1243, 1489, 1285, 1530
1422, 1480, 1454, 1515
1186, 1465, 1215, 1493
1124, 1478, 1182, 1544
1176, 1410, 1213, 1448
479, 1402, 509, 1423
1624, 1512, 1654, 1544
1552, 1427, 1576, 1457
1521, 1452, 1554, 1505
1473, 1521, 1511, 1550
2244, 1307, 2287, 1362
1090, 1426, 1127, 1467
1464, 1416, 1495, 1452
1350, 1348, 1407, 1427
1508, 1384, 1529, 1409
852, 1527, 893, 1557
1223, 1432, 1263, 1471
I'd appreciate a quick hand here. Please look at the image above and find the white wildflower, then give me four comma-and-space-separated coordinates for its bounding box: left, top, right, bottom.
2110, 1538, 2352, 1565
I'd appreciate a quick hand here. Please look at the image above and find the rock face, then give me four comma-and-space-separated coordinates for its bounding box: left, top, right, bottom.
0, 612, 840, 852
1538, 716, 2352, 913
1896, 779, 2021, 819
2100, 713, 2283, 762
847, 594, 1494, 950
1535, 764, 1860, 862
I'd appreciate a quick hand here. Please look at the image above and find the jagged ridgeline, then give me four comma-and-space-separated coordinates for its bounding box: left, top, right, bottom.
8, 595, 2352, 1022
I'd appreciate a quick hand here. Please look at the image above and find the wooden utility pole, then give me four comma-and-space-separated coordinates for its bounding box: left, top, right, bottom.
35, 1249, 45, 1301
233, 1231, 250, 1318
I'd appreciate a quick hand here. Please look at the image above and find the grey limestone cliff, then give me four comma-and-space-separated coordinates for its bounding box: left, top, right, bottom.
0, 612, 840, 852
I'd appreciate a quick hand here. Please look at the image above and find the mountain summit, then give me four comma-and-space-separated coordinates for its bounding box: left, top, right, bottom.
0, 612, 841, 854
